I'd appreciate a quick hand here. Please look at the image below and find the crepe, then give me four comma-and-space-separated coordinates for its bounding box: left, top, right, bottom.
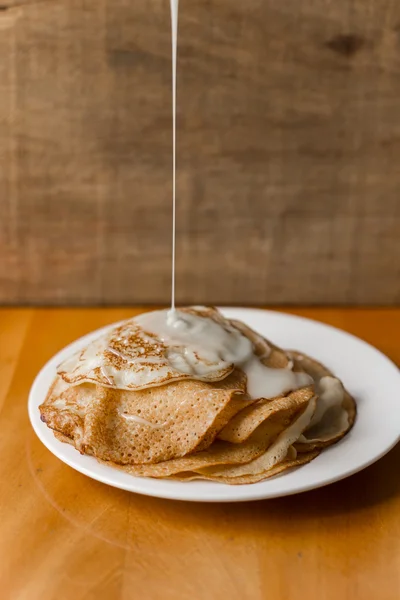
40, 369, 251, 464
287, 351, 356, 451
193, 395, 317, 480
57, 306, 273, 391
104, 388, 313, 477
169, 449, 320, 485
218, 387, 314, 443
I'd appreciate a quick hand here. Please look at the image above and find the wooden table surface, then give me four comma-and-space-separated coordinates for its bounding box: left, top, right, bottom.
1, 307, 399, 600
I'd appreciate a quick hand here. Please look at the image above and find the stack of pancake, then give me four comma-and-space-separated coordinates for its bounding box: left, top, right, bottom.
40, 307, 356, 485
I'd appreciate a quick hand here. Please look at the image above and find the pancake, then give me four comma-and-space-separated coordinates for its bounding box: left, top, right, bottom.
58, 307, 239, 391
188, 394, 317, 480
40, 369, 251, 464
169, 449, 320, 485
218, 386, 314, 443
287, 351, 356, 451
105, 388, 312, 477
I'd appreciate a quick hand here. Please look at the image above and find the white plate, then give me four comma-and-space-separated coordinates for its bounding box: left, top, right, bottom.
29, 308, 400, 502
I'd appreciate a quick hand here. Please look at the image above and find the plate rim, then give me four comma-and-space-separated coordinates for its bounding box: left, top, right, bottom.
28, 307, 400, 502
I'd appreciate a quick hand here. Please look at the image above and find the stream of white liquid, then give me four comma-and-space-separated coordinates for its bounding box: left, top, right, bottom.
170, 0, 179, 313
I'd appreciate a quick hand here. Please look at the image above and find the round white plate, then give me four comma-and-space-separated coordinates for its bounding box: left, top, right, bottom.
29, 308, 400, 502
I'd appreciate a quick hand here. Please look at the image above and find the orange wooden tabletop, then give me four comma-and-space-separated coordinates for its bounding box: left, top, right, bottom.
1, 307, 399, 600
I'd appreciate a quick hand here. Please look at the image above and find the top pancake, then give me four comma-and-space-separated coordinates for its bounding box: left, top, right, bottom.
57, 307, 271, 391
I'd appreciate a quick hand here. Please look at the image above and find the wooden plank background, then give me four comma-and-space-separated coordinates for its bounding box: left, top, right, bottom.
0, 0, 400, 306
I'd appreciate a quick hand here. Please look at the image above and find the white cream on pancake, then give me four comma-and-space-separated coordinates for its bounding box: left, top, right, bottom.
137, 309, 311, 398
58, 308, 312, 399
197, 395, 317, 478
308, 377, 345, 428
297, 376, 348, 442
57, 312, 236, 391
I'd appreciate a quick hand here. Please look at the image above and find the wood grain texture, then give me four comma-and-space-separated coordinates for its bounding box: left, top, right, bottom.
1, 1, 400, 305
0, 307, 399, 600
